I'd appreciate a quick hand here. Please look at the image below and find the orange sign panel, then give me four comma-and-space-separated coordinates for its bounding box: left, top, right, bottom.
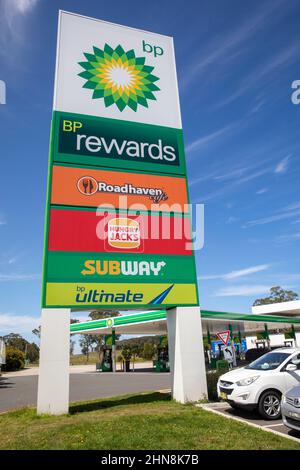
51, 165, 189, 212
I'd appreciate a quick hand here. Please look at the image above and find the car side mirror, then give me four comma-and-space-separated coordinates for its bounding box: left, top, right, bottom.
286, 363, 297, 372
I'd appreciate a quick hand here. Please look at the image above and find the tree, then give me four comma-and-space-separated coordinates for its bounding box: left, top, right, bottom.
79, 335, 96, 362
3, 333, 39, 362
70, 339, 76, 356
2, 348, 25, 371
69, 318, 79, 356
130, 343, 142, 371
253, 286, 299, 306
121, 345, 132, 361
142, 343, 156, 360
26, 343, 39, 362
89, 310, 120, 320
32, 326, 41, 340
3, 333, 27, 352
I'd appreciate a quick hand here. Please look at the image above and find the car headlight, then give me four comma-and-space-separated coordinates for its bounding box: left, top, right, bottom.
236, 376, 260, 386
293, 397, 300, 407
282, 394, 286, 404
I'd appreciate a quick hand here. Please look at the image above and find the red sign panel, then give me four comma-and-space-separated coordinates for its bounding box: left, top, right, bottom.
48, 209, 193, 256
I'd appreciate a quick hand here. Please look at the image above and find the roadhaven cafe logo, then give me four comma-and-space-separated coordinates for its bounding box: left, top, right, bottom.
78, 43, 160, 112
77, 176, 168, 203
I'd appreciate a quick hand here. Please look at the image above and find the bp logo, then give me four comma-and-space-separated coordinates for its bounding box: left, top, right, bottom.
78, 44, 160, 112
106, 318, 114, 327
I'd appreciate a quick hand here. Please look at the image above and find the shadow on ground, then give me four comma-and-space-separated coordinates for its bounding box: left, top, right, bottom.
69, 391, 171, 415
225, 406, 267, 421
288, 429, 300, 438
0, 377, 14, 389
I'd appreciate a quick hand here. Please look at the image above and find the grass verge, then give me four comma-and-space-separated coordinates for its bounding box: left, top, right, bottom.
0, 392, 299, 450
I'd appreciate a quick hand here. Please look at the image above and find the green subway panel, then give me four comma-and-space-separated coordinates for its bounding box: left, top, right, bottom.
46, 251, 197, 284
52, 111, 187, 176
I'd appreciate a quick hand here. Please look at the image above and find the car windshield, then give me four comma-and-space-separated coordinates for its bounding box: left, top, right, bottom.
245, 352, 290, 371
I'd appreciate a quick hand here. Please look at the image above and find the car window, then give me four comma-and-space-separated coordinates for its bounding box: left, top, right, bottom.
245, 351, 290, 370
288, 353, 300, 370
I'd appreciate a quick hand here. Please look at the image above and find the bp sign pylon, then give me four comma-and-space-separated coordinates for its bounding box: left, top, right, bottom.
37, 11, 207, 415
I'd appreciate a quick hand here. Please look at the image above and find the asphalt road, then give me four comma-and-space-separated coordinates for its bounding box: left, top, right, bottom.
202, 402, 300, 441
0, 371, 171, 413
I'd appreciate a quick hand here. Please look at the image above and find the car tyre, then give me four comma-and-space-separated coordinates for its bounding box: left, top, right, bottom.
258, 390, 281, 420
228, 402, 239, 410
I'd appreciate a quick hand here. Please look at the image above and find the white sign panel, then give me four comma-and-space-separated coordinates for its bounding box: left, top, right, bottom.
54, 11, 182, 129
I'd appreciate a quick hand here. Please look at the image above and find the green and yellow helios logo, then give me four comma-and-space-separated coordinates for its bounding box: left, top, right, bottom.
78, 43, 160, 112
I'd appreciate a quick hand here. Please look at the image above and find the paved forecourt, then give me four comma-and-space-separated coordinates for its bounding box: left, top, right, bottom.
0, 369, 171, 413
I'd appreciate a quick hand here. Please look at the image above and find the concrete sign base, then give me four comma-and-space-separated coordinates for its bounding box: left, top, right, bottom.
167, 306, 208, 403
37, 306, 207, 414
37, 308, 70, 415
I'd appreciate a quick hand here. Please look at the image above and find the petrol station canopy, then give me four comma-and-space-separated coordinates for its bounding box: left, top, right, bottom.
70, 309, 300, 336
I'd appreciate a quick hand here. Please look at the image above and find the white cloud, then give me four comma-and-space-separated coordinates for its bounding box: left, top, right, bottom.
181, 0, 286, 90
214, 284, 272, 297
275, 155, 291, 174
226, 265, 270, 279
243, 200, 300, 228
198, 264, 270, 281
275, 232, 300, 243
0, 213, 7, 225
0, 0, 40, 46
243, 209, 300, 228
11, 0, 39, 13
214, 40, 300, 109
283, 201, 300, 211
256, 188, 268, 195
192, 145, 281, 202
2, 0, 39, 16
251, 99, 266, 114
225, 216, 238, 224
0, 313, 40, 335
186, 124, 235, 154
0, 273, 40, 282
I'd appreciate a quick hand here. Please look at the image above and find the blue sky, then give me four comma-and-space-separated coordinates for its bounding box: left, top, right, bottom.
0, 0, 300, 341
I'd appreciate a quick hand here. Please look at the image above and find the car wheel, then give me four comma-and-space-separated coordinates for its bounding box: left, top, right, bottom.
228, 402, 239, 410
258, 390, 281, 420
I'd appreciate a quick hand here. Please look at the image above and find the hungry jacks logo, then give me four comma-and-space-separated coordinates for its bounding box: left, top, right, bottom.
107, 218, 140, 250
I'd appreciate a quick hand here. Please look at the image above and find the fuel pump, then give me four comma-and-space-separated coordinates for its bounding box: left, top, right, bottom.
100, 335, 113, 372
154, 336, 169, 372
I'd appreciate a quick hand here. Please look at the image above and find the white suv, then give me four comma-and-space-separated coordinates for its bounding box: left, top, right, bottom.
217, 348, 300, 420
